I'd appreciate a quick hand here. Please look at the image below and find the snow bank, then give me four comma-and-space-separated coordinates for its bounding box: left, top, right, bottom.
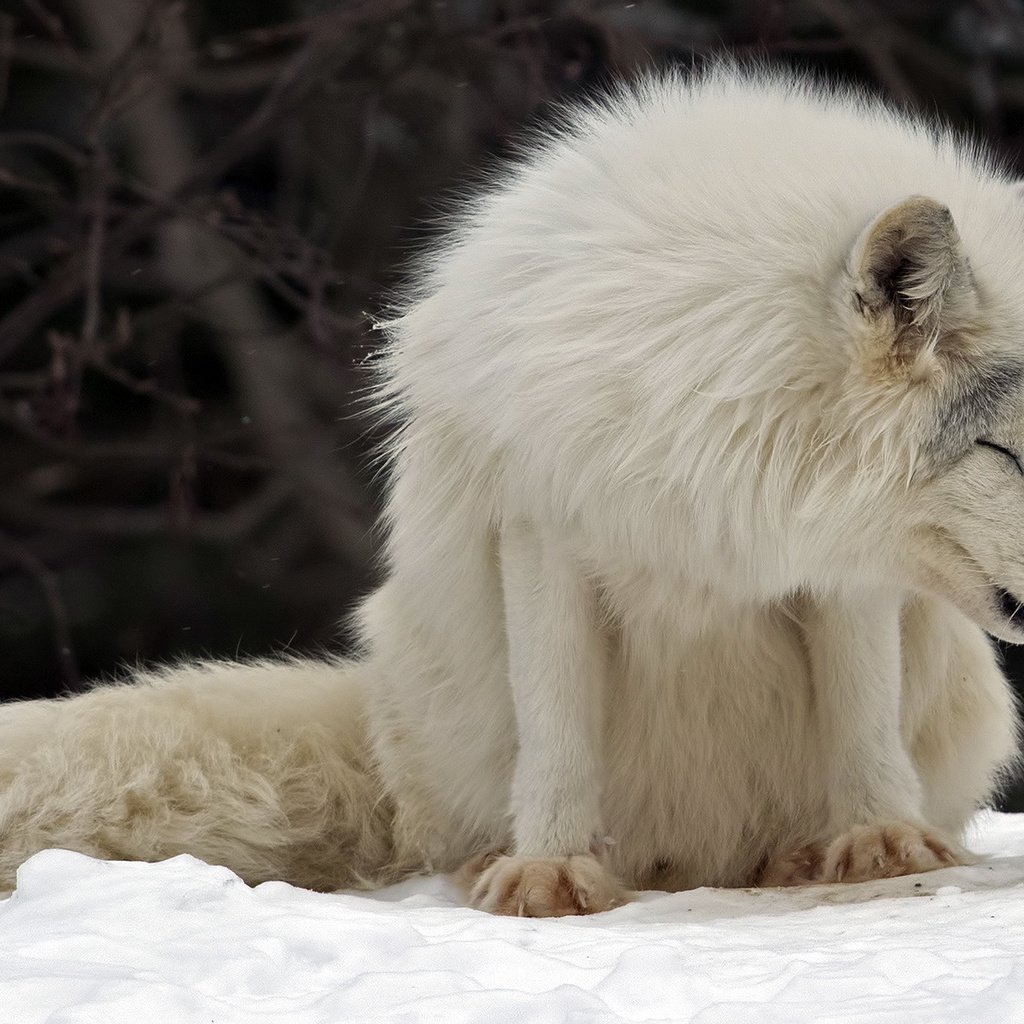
4, 812, 1024, 1023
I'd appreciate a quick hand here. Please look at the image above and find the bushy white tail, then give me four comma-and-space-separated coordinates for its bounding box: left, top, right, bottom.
0, 658, 406, 893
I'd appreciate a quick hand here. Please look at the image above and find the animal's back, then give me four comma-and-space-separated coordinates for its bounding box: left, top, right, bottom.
381, 68, 1017, 585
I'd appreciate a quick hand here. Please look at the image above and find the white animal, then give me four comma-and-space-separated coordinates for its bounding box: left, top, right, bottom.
2, 65, 1023, 916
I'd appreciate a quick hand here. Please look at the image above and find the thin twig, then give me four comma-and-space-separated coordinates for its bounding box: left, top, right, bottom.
0, 476, 292, 543
80, 149, 109, 351
0, 530, 78, 688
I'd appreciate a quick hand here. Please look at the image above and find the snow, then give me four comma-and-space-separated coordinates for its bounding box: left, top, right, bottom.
4, 813, 1024, 1023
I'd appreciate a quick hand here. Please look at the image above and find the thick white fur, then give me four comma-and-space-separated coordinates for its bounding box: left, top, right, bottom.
1, 66, 1022, 905
0, 659, 405, 892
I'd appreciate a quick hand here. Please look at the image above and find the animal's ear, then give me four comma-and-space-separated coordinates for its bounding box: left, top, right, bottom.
849, 195, 977, 343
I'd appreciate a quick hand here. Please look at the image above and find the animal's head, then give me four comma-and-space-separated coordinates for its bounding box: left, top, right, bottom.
833, 191, 1024, 642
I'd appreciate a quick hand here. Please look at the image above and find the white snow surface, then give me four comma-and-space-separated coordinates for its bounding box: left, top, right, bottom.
4, 813, 1024, 1023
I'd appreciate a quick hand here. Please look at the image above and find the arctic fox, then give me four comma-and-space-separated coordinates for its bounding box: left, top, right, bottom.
1, 66, 1022, 916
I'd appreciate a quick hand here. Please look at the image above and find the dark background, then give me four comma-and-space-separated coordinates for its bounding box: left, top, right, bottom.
4, 0, 1024, 804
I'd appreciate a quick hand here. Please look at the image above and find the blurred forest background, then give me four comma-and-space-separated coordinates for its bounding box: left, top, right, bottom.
5, 0, 1024, 806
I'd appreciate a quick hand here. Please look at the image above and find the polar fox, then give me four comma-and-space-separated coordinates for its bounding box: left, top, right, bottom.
1, 65, 1023, 916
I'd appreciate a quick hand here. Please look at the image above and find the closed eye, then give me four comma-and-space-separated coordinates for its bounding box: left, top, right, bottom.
976, 437, 1024, 476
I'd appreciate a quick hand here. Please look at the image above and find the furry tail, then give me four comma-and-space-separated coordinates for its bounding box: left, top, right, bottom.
0, 658, 409, 893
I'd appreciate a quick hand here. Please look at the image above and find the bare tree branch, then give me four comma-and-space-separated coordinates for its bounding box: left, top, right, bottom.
0, 531, 78, 688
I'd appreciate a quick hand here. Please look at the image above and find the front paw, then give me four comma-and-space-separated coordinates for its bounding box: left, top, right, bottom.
461, 852, 629, 917
820, 822, 973, 883
760, 822, 973, 887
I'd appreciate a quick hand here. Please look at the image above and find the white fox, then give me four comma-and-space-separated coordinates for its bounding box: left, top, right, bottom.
2, 65, 1023, 916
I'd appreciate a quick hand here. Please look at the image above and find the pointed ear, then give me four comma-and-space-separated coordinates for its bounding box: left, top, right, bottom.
849, 195, 977, 342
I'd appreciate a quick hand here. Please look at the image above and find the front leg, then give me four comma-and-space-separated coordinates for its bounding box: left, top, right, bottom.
464, 519, 627, 916
762, 588, 969, 885
812, 587, 923, 828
